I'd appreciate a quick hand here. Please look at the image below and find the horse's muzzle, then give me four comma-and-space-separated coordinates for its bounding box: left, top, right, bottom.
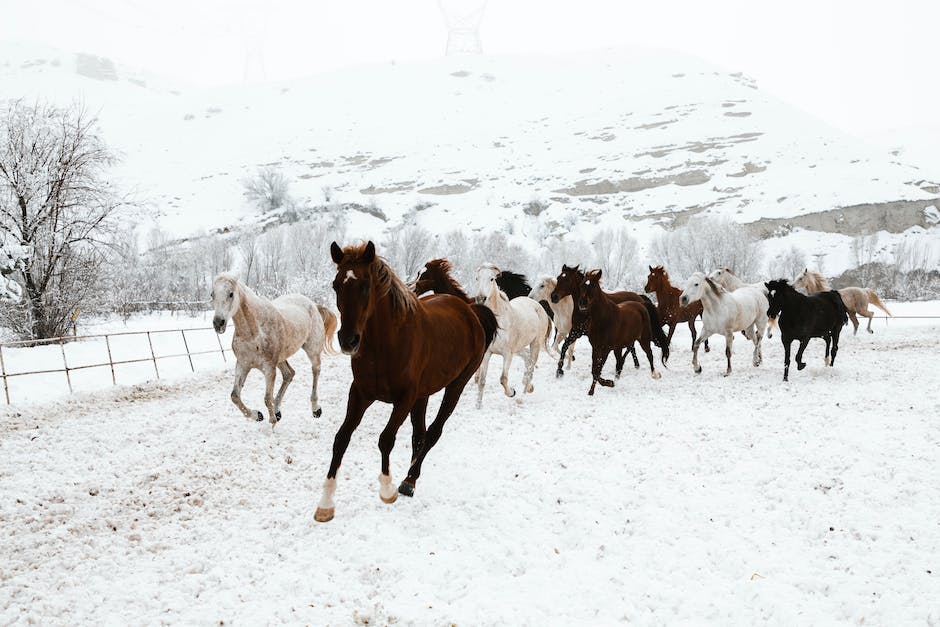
679, 296, 688, 307
550, 294, 560, 304
213, 316, 227, 334
339, 333, 361, 355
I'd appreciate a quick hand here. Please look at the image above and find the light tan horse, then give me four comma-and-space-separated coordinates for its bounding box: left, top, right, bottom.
211, 273, 337, 425
792, 269, 892, 335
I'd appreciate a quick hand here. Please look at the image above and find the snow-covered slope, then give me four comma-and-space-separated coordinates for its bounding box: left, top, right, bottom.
3, 43, 939, 272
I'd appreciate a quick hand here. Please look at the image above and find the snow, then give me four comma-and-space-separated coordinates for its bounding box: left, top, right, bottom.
2, 310, 939, 624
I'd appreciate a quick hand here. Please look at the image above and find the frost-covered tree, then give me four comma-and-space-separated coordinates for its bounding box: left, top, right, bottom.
242, 167, 290, 213
0, 100, 132, 338
648, 216, 761, 282
766, 245, 807, 281
1, 235, 27, 302
591, 227, 641, 290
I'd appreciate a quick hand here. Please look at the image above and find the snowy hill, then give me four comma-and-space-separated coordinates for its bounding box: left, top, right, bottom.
3, 43, 939, 274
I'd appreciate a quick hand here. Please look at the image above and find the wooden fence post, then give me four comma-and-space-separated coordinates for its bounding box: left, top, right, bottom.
0, 344, 9, 404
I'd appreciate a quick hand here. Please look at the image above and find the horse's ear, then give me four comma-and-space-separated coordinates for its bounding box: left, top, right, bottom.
764, 282, 771, 291
330, 242, 344, 264
562, 264, 571, 272
649, 265, 654, 272
363, 241, 376, 263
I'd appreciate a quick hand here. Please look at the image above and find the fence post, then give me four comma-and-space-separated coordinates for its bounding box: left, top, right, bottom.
104, 334, 117, 386
147, 331, 160, 379
0, 344, 9, 405
215, 331, 227, 363
180, 329, 195, 372
59, 338, 73, 394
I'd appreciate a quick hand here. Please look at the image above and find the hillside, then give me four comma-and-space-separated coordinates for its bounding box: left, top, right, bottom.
2, 42, 939, 274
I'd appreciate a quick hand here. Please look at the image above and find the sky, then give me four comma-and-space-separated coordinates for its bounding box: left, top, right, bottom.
1, 0, 938, 142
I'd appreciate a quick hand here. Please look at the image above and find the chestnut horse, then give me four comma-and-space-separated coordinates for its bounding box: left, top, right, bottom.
550, 264, 668, 377
644, 265, 708, 353
579, 269, 666, 395
315, 242, 497, 523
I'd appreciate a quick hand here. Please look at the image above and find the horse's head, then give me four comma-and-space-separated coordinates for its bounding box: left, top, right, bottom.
764, 279, 789, 320
413, 259, 447, 295
708, 267, 735, 289
577, 269, 602, 312
473, 264, 501, 304
551, 264, 583, 304
330, 240, 379, 355
210, 273, 240, 334
679, 272, 709, 307
529, 276, 556, 302
644, 265, 666, 294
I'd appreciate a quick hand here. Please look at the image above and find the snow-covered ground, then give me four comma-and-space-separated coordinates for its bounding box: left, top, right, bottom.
2, 308, 938, 624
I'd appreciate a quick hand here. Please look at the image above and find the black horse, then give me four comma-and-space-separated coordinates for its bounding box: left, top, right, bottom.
765, 279, 848, 381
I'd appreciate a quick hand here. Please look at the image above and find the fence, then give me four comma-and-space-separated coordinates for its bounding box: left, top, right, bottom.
0, 327, 231, 405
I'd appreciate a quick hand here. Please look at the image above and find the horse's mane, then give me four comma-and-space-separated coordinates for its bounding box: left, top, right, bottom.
498, 270, 531, 292
800, 270, 830, 291
484, 276, 511, 312
650, 265, 673, 285
424, 258, 470, 300
343, 243, 417, 316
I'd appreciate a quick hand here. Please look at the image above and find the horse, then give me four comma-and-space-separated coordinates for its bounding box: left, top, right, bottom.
679, 272, 768, 376
413, 258, 553, 319
708, 266, 779, 338
578, 269, 666, 395
550, 264, 668, 377
211, 273, 337, 425
644, 265, 709, 352
315, 242, 497, 523
792, 269, 891, 335
530, 276, 575, 365
473, 264, 552, 406
765, 279, 847, 381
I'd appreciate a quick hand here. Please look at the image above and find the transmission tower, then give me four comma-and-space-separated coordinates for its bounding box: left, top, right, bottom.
438, 0, 487, 55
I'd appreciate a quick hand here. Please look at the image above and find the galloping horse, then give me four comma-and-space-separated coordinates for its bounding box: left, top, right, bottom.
315, 242, 497, 523
644, 265, 708, 352
765, 279, 847, 381
211, 273, 337, 425
792, 269, 891, 335
550, 264, 667, 377
709, 266, 776, 337
579, 269, 667, 395
679, 272, 767, 376
473, 264, 552, 406
530, 276, 575, 364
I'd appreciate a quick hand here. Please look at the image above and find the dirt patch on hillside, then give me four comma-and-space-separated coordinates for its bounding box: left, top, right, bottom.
555, 170, 710, 196
746, 199, 940, 237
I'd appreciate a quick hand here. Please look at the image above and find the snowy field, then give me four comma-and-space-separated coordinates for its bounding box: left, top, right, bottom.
1, 305, 939, 624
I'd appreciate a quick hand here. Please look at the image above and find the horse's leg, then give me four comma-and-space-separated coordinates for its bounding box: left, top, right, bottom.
401, 373, 473, 496
614, 348, 626, 378
831, 326, 841, 366
783, 337, 792, 381
315, 384, 375, 522
590, 346, 612, 395
377, 395, 418, 505
629, 344, 639, 369
641, 339, 660, 379
523, 339, 538, 394
499, 350, 516, 398
723, 332, 734, 377
691, 332, 709, 374
823, 334, 832, 366
303, 344, 323, 418
476, 351, 492, 409
230, 361, 259, 421
262, 363, 278, 426
795, 338, 810, 370
861, 307, 875, 334
273, 360, 295, 422
556, 330, 579, 377
409, 397, 429, 465
848, 311, 859, 335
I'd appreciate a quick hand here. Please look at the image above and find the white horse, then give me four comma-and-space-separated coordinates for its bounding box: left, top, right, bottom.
529, 276, 570, 363
474, 264, 552, 407
708, 266, 777, 337
211, 273, 337, 426
679, 272, 767, 376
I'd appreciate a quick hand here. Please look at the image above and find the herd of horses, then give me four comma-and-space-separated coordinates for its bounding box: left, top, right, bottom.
209, 241, 893, 522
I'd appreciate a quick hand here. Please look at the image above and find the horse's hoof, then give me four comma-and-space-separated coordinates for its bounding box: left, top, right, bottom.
694, 366, 702, 374
314, 507, 334, 523
313, 407, 322, 418
555, 369, 564, 378
380, 490, 398, 504
600, 379, 615, 388
704, 346, 711, 353
398, 480, 416, 497
525, 384, 534, 393
783, 376, 789, 382
507, 389, 516, 398
652, 371, 661, 380
588, 388, 595, 396
722, 371, 731, 377
797, 362, 806, 371
275, 410, 282, 422
255, 411, 264, 422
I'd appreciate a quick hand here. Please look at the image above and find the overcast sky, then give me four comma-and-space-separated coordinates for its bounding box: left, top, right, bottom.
2, 0, 938, 139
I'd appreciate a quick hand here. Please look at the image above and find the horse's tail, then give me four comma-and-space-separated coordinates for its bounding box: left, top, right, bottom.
640, 295, 670, 366
471, 303, 499, 351
867, 289, 892, 316
317, 305, 340, 355
542, 308, 554, 355
826, 290, 848, 326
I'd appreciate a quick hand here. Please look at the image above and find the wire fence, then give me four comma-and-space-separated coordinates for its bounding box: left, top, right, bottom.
0, 327, 231, 405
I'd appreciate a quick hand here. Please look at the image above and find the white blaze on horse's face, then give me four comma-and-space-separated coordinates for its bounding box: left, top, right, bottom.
211, 277, 239, 334
474, 265, 500, 304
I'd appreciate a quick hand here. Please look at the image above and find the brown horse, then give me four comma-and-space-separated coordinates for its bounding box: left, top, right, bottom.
644, 265, 709, 352
550, 264, 668, 377
579, 269, 666, 395
412, 258, 472, 301
314, 242, 497, 523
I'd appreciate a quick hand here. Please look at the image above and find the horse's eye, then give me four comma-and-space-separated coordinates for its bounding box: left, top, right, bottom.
228, 292, 233, 299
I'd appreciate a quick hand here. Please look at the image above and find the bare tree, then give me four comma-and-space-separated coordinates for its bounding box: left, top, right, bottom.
766, 245, 807, 281
237, 234, 260, 285
591, 227, 640, 289
242, 167, 290, 213
649, 217, 761, 281
384, 224, 436, 280
0, 100, 132, 338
